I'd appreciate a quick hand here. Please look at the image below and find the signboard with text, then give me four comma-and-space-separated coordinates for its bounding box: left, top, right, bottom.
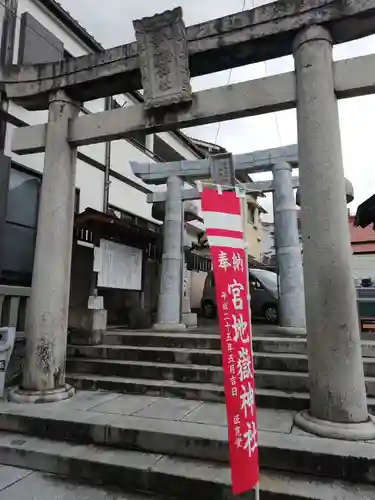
201, 187, 259, 495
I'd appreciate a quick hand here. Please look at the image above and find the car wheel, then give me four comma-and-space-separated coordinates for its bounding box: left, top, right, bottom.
202, 301, 216, 319
264, 304, 278, 324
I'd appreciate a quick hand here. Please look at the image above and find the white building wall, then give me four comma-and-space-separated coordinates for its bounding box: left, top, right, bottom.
109, 177, 154, 222
352, 254, 375, 281
15, 0, 91, 60
157, 132, 197, 161
110, 138, 155, 190
6, 0, 202, 225
76, 159, 104, 212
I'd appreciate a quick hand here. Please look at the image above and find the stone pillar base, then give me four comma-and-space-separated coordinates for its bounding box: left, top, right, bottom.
182, 312, 198, 328
153, 322, 186, 332
295, 410, 375, 441
68, 308, 107, 345
9, 384, 75, 404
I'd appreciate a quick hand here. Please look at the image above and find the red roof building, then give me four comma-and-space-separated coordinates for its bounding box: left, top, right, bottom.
349, 215, 375, 254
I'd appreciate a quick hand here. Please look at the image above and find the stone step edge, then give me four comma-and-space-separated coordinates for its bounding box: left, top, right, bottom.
100, 331, 375, 346
66, 373, 375, 411
0, 426, 375, 488
69, 344, 223, 354
67, 359, 375, 382
2, 406, 375, 459
69, 345, 311, 361
67, 357, 223, 372
0, 432, 370, 500
0, 431, 239, 500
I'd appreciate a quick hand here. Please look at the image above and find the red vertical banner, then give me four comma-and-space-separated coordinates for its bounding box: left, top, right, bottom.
201, 187, 259, 495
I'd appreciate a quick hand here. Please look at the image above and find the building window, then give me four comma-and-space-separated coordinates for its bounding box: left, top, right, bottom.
0, 165, 81, 286
1, 167, 41, 286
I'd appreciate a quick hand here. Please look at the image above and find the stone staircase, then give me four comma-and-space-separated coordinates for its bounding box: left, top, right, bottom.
66, 329, 375, 412
0, 329, 374, 498
0, 392, 375, 499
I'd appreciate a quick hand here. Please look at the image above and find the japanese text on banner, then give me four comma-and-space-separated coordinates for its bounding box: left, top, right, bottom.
200, 188, 258, 495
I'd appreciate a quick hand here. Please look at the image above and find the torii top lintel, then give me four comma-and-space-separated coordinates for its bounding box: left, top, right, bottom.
5, 0, 375, 110
130, 145, 298, 185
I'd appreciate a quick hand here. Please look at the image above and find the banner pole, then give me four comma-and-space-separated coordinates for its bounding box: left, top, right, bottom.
239, 190, 260, 500
255, 482, 260, 500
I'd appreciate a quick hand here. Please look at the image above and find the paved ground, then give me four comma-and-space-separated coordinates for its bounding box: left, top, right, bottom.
0, 465, 162, 499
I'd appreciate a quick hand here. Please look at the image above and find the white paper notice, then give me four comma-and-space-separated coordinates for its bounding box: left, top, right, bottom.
97, 239, 143, 290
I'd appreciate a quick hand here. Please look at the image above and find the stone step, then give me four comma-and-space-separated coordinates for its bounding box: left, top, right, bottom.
253, 336, 308, 355
66, 358, 224, 384
66, 373, 225, 402
66, 373, 375, 412
67, 358, 375, 397
97, 331, 375, 358
68, 345, 375, 378
101, 331, 222, 349
0, 431, 372, 500
0, 431, 240, 500
256, 370, 375, 398
254, 337, 375, 358
67, 344, 223, 366
1, 411, 375, 489
256, 354, 375, 376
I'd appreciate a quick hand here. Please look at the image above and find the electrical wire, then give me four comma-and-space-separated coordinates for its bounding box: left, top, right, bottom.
213, 0, 248, 145
213, 0, 283, 149
264, 60, 283, 147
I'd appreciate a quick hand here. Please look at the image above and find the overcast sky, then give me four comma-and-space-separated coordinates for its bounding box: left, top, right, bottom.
60, 0, 375, 219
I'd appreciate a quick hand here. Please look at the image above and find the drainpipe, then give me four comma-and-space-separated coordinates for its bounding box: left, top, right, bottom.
103, 96, 112, 213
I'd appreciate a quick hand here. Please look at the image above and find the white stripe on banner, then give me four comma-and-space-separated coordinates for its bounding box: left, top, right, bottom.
207, 235, 245, 249
203, 212, 242, 232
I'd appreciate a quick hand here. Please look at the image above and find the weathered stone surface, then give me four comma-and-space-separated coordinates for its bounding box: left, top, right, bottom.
182, 401, 227, 426
210, 153, 236, 187
6, 0, 375, 108
0, 465, 31, 491
12, 52, 375, 151
133, 398, 202, 421
133, 8, 192, 110
13, 91, 79, 401
91, 394, 158, 416
294, 25, 370, 429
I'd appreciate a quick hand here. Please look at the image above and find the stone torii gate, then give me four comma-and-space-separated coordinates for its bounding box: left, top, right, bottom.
6, 0, 375, 440
141, 156, 354, 331
132, 148, 306, 331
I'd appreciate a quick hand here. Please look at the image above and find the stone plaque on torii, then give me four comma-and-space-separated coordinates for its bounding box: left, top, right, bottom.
6, 0, 375, 441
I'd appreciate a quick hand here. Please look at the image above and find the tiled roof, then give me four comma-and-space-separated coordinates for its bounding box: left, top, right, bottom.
349, 215, 375, 253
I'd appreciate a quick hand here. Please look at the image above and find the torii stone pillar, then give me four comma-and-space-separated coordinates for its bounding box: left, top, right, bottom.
154, 176, 186, 331
272, 162, 305, 330
293, 26, 375, 439
10, 90, 79, 403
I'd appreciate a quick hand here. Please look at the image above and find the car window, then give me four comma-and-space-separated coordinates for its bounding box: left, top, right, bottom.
250, 269, 278, 293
